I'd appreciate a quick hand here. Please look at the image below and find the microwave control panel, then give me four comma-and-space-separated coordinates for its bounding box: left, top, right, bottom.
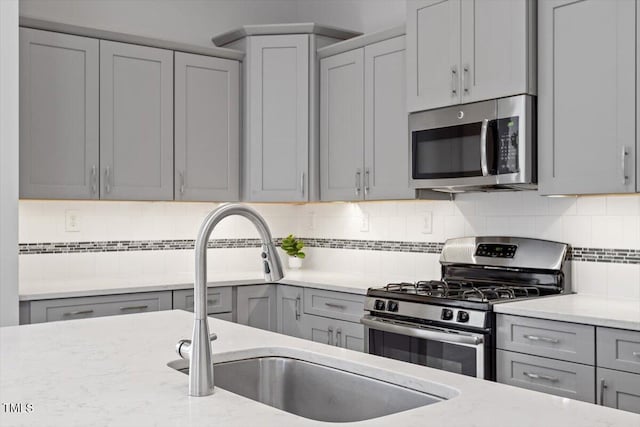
495, 116, 519, 174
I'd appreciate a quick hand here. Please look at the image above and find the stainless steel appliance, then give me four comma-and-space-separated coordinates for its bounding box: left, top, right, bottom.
362, 236, 570, 380
409, 95, 536, 193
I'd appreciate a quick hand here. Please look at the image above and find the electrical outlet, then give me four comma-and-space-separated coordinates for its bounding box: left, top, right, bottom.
360, 212, 370, 232
421, 211, 433, 234
65, 210, 80, 232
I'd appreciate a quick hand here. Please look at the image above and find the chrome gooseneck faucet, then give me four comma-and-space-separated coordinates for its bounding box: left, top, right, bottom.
176, 203, 284, 396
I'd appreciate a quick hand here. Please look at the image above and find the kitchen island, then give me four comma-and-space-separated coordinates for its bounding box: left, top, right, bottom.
1, 311, 638, 426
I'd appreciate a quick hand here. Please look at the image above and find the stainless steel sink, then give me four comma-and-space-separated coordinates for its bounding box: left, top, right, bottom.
171, 356, 442, 422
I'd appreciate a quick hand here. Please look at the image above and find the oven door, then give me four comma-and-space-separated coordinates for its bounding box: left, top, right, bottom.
361, 315, 489, 379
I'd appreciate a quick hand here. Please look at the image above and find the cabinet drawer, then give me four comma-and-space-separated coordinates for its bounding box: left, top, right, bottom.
497, 314, 595, 364
597, 327, 640, 374
597, 367, 640, 414
29, 292, 172, 323
497, 350, 595, 403
172, 287, 232, 314
303, 288, 365, 323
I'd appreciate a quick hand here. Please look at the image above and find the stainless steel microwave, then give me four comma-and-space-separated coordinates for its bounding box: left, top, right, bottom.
409, 95, 536, 193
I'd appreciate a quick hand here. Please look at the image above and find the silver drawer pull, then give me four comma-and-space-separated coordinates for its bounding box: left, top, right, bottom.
64, 309, 94, 316
632, 351, 640, 358
207, 299, 218, 305
523, 372, 559, 382
120, 305, 149, 311
325, 302, 347, 310
523, 334, 559, 344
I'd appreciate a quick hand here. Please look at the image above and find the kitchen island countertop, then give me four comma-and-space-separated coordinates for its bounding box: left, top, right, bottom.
1, 310, 638, 427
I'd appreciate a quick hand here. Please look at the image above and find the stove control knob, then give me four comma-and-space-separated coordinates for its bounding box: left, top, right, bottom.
457, 311, 470, 323
374, 300, 386, 311
387, 301, 399, 312
441, 308, 454, 321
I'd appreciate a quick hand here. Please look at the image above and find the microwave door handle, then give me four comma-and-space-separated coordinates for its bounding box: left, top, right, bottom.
480, 119, 489, 176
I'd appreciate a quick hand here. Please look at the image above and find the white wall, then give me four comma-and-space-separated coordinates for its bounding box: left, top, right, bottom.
0, 0, 19, 326
19, 0, 298, 48
296, 0, 406, 33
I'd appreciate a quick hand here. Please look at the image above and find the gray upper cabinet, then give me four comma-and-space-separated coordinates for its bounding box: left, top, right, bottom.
364, 36, 414, 200
407, 0, 534, 112
539, 0, 637, 195
460, 0, 535, 104
406, 0, 460, 112
320, 48, 364, 201
320, 35, 413, 201
19, 28, 99, 200
100, 41, 174, 200
246, 35, 310, 202
174, 52, 240, 201
276, 285, 305, 339
236, 284, 277, 332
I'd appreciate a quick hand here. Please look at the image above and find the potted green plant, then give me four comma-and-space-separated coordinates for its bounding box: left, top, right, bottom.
281, 234, 305, 269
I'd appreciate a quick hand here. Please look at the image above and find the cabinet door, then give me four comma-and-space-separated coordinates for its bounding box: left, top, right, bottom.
364, 36, 414, 200
247, 35, 309, 202
236, 284, 277, 332
460, 0, 532, 103
19, 29, 99, 199
302, 314, 364, 352
406, 0, 461, 112
100, 41, 174, 200
276, 285, 304, 338
539, 0, 636, 194
175, 52, 240, 201
320, 49, 364, 201
334, 319, 365, 352
597, 367, 640, 414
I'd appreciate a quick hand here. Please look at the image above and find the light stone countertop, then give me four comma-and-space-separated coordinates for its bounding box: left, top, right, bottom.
493, 294, 640, 331
1, 310, 637, 427
19, 270, 382, 301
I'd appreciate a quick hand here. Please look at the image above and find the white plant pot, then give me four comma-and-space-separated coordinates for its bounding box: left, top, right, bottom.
288, 256, 303, 270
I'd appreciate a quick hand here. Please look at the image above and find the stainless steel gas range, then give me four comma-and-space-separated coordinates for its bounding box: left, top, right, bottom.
362, 236, 571, 381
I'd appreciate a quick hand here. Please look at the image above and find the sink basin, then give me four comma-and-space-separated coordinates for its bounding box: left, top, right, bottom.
170, 356, 443, 422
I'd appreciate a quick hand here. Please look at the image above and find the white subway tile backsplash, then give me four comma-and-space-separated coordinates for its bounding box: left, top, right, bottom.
562, 216, 592, 247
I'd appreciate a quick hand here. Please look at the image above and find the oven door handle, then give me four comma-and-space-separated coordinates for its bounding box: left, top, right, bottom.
360, 315, 484, 346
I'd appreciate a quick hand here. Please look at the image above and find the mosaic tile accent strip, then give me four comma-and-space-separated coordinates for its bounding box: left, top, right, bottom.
17, 239, 640, 264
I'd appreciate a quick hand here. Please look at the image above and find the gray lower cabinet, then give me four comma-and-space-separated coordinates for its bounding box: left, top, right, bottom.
596, 367, 640, 414
172, 287, 233, 316
496, 349, 595, 403
19, 28, 99, 200
539, 0, 637, 195
276, 285, 305, 339
302, 314, 365, 352
320, 35, 412, 201
25, 292, 172, 324
100, 40, 174, 200
597, 327, 640, 375
174, 52, 240, 202
236, 284, 277, 332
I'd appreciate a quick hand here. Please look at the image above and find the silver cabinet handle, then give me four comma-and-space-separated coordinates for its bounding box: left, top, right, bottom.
523, 334, 559, 344
207, 298, 218, 306
91, 165, 97, 194
523, 372, 559, 382
451, 65, 458, 96
364, 168, 370, 196
295, 295, 301, 320
300, 172, 305, 197
120, 305, 149, 311
104, 166, 111, 194
328, 326, 334, 346
336, 328, 342, 347
480, 119, 489, 176
355, 170, 361, 196
621, 146, 629, 185
325, 302, 347, 310
463, 64, 470, 95
64, 309, 94, 316
179, 171, 185, 195
599, 378, 607, 406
